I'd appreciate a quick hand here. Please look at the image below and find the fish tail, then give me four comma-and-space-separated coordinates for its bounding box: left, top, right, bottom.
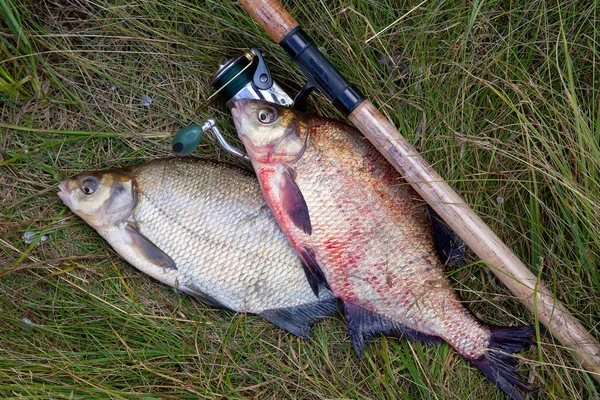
469, 325, 538, 400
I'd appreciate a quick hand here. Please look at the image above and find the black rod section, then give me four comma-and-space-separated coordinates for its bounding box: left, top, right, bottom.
280, 27, 364, 115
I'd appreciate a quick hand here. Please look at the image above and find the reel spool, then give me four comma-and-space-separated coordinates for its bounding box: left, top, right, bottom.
172, 49, 293, 157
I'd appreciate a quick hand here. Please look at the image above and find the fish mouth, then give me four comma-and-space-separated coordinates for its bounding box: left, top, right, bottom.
230, 99, 249, 138
57, 180, 72, 208
230, 99, 267, 160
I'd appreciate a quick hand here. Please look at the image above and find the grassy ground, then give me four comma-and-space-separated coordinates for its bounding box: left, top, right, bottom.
1, 0, 599, 398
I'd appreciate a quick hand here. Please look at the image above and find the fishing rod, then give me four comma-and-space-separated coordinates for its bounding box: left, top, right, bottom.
231, 0, 600, 380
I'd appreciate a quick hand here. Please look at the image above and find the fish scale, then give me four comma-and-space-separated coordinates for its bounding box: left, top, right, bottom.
58, 157, 338, 338
233, 99, 537, 400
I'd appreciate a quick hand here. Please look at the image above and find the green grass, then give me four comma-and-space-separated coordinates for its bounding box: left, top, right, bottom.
1, 0, 599, 398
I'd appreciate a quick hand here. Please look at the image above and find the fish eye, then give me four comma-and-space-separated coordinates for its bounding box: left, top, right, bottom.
80, 177, 98, 195
257, 107, 277, 124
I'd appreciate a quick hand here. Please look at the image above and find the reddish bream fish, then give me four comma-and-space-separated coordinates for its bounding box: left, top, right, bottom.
232, 99, 537, 400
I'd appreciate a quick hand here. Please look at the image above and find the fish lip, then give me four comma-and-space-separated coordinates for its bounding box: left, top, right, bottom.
231, 99, 249, 139
230, 99, 265, 160
57, 180, 72, 208
230, 99, 247, 119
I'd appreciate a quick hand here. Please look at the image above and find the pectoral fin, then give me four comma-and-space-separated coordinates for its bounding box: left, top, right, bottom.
280, 167, 312, 235
124, 223, 177, 270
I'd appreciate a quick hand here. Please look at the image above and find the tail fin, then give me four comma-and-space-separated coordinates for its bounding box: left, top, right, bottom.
470, 325, 537, 400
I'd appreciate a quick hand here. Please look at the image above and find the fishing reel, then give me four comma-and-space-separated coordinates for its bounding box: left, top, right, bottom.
172, 49, 293, 158
210, 49, 293, 109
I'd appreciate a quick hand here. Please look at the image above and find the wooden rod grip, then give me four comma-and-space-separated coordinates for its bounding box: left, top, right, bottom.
349, 100, 600, 379
238, 0, 298, 43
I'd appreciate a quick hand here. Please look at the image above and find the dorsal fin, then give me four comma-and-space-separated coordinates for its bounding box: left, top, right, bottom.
425, 206, 467, 266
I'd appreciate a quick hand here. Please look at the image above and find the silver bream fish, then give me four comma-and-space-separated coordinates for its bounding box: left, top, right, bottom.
58, 157, 337, 337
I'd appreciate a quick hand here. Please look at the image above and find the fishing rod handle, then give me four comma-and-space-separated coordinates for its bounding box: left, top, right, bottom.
238, 0, 298, 43
350, 100, 600, 378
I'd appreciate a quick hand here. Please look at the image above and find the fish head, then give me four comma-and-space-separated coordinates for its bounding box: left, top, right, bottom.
231, 99, 308, 165
58, 170, 135, 228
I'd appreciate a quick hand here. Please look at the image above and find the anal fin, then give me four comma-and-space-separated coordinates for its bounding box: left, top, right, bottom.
260, 296, 339, 338
344, 302, 442, 356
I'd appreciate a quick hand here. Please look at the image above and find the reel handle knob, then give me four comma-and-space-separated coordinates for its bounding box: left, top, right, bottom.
172, 124, 204, 156
172, 119, 249, 161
